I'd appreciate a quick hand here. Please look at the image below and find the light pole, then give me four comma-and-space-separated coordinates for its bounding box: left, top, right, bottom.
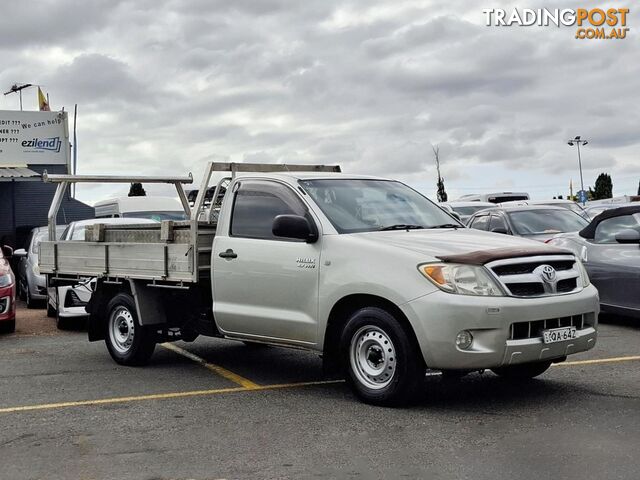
567, 136, 588, 205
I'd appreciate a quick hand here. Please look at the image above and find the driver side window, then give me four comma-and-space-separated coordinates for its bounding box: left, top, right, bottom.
230, 180, 309, 241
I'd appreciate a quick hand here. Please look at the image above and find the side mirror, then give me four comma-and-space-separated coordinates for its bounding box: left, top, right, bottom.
13, 248, 27, 258
449, 212, 462, 222
491, 227, 509, 235
615, 229, 640, 244
272, 215, 318, 243
1, 245, 13, 258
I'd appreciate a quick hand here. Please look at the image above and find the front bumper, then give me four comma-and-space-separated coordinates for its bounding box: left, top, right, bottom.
0, 285, 16, 322
400, 285, 599, 370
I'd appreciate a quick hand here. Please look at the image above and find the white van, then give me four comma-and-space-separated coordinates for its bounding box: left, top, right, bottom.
94, 196, 188, 221
458, 192, 530, 203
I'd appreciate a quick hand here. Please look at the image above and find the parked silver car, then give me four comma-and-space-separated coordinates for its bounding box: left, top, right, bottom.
13, 226, 65, 309
467, 205, 589, 242
549, 205, 640, 319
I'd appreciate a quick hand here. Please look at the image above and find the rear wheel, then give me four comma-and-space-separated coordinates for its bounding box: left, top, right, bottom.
25, 285, 35, 309
341, 307, 424, 407
491, 361, 552, 379
105, 293, 155, 366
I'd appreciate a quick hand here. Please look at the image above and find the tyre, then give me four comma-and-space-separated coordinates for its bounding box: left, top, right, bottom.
0, 319, 16, 334
47, 296, 56, 318
491, 361, 552, 379
56, 311, 74, 330
25, 285, 35, 309
105, 293, 156, 366
340, 307, 424, 407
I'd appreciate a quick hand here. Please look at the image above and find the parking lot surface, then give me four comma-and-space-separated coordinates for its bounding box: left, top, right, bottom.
1, 302, 639, 480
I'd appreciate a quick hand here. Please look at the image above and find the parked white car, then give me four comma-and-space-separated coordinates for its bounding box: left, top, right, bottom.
94, 196, 188, 221
48, 218, 158, 329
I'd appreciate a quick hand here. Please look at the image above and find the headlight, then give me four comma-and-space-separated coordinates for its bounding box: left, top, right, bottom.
419, 263, 504, 296
576, 259, 590, 287
32, 263, 40, 275
0, 273, 13, 288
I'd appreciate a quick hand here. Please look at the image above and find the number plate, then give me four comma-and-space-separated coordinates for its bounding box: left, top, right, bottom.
542, 326, 577, 344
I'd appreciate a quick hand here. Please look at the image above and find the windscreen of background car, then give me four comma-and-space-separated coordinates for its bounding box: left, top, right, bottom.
508, 210, 589, 236
32, 227, 65, 252
122, 211, 188, 221
451, 205, 493, 216
299, 179, 457, 233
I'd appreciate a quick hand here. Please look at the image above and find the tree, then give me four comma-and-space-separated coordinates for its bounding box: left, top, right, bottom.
592, 173, 613, 200
128, 182, 146, 197
432, 145, 448, 202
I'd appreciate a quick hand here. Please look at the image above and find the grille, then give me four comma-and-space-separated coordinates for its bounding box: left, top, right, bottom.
510, 314, 588, 340
491, 260, 574, 276
487, 255, 582, 298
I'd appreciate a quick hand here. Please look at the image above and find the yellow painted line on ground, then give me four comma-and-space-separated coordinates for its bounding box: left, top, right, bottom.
160, 342, 261, 390
553, 355, 640, 367
0, 379, 345, 415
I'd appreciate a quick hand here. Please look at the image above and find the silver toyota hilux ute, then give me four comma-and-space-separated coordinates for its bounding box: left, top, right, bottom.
40, 164, 600, 406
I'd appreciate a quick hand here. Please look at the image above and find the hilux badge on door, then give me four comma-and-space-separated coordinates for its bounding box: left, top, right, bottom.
296, 258, 316, 269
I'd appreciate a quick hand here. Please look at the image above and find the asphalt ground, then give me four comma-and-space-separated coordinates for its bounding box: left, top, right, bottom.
0, 301, 639, 480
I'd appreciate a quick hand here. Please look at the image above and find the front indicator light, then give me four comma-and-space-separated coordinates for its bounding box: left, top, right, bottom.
419, 263, 504, 296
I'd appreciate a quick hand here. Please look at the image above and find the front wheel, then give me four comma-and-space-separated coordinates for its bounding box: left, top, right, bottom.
105, 293, 155, 366
491, 361, 552, 379
341, 307, 424, 407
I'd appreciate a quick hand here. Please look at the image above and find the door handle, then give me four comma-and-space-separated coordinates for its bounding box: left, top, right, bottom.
218, 249, 238, 259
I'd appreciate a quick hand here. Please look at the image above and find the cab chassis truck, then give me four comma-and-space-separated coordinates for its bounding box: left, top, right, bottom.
40, 162, 599, 405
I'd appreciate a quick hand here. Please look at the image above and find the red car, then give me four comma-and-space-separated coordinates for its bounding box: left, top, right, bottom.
0, 245, 16, 333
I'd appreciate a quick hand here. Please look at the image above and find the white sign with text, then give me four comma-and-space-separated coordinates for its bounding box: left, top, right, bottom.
0, 110, 70, 166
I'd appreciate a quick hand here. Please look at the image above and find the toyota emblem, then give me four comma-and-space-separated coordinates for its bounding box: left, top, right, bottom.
540, 265, 557, 283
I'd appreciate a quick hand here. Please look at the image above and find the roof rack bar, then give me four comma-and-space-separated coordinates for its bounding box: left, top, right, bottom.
42, 171, 194, 184
211, 162, 341, 174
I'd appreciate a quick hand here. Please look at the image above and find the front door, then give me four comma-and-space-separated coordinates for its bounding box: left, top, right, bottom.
212, 180, 321, 345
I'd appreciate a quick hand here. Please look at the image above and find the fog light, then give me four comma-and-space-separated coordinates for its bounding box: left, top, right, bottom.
456, 330, 473, 350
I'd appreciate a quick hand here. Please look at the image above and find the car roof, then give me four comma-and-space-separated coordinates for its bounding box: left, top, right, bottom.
443, 201, 494, 207
473, 205, 567, 214
93, 196, 184, 210
579, 204, 640, 239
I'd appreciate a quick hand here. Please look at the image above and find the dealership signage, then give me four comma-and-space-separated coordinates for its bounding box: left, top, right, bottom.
0, 110, 70, 166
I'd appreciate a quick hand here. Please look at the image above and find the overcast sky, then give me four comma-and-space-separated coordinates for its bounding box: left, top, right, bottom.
1, 0, 637, 203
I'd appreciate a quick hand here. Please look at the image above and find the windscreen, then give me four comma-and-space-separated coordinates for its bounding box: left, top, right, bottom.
508, 209, 588, 236
123, 211, 187, 221
451, 205, 492, 216
299, 179, 458, 233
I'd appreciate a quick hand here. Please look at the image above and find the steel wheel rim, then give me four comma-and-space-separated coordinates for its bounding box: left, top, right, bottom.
349, 325, 397, 390
109, 307, 135, 354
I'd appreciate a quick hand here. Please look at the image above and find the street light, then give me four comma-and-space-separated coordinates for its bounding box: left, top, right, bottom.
567, 136, 588, 205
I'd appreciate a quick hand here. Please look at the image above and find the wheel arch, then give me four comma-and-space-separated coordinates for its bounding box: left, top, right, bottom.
322, 293, 423, 374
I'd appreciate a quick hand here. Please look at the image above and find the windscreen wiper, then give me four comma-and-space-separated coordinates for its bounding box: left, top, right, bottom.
379, 224, 425, 231
426, 223, 461, 229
